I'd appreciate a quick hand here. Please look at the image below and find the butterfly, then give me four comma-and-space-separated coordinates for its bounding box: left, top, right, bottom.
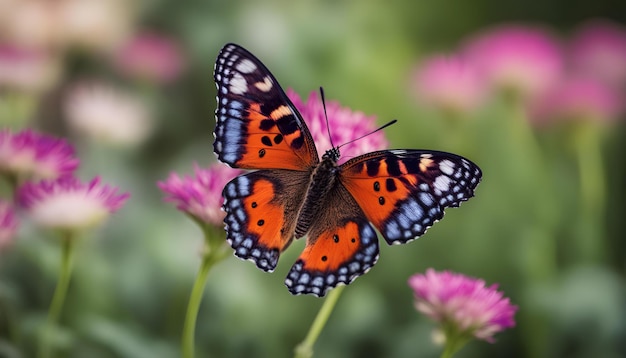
213, 43, 482, 297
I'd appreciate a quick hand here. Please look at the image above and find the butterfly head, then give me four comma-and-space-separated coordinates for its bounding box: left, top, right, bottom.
322, 147, 340, 162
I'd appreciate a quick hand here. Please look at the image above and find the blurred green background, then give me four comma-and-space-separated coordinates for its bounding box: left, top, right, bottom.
1, 1, 626, 357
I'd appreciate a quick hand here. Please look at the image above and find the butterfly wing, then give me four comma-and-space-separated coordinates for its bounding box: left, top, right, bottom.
340, 150, 482, 245
222, 170, 310, 272
214, 43, 318, 170
285, 184, 379, 297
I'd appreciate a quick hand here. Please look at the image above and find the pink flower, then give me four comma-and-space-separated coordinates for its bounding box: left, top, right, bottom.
287, 89, 389, 163
462, 25, 564, 99
412, 54, 487, 114
408, 269, 517, 343
570, 19, 626, 89
158, 163, 241, 226
114, 32, 185, 83
18, 176, 129, 232
0, 200, 19, 250
0, 43, 60, 93
0, 129, 79, 182
531, 76, 624, 124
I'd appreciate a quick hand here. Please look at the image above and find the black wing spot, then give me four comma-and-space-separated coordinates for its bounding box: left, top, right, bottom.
258, 149, 266, 158
257, 219, 265, 226
259, 119, 275, 131
379, 196, 385, 205
373, 181, 380, 192
333, 234, 339, 243
261, 136, 272, 146
366, 160, 380, 177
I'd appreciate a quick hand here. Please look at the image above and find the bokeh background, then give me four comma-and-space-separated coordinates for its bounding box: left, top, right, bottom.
1, 1, 626, 357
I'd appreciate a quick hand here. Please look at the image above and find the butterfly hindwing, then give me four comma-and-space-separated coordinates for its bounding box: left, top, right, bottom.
340, 150, 482, 245
222, 170, 310, 272
285, 185, 379, 297
214, 43, 318, 171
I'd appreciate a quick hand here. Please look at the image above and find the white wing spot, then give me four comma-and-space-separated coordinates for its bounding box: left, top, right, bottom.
434, 175, 451, 192
439, 160, 455, 175
236, 59, 257, 73
229, 73, 248, 95
255, 76, 273, 92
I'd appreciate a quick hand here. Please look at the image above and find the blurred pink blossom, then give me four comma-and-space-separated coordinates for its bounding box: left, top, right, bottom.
531, 76, 624, 124
287, 89, 388, 163
462, 25, 564, 99
0, 199, 19, 250
412, 55, 487, 114
114, 32, 185, 83
408, 269, 517, 343
0, 43, 60, 93
18, 176, 129, 232
158, 163, 241, 226
0, 129, 79, 182
570, 19, 626, 89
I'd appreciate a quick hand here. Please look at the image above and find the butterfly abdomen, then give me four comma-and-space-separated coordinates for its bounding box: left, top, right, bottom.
294, 157, 340, 238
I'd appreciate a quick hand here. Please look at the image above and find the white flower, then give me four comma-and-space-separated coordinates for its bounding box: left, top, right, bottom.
64, 82, 152, 147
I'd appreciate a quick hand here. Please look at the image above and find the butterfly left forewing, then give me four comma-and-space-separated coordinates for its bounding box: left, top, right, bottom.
340, 150, 482, 245
285, 185, 379, 297
214, 44, 318, 171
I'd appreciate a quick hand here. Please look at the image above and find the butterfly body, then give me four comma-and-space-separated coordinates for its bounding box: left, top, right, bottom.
214, 43, 482, 297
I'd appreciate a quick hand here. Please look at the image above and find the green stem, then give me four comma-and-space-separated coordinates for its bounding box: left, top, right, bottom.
294, 285, 345, 358
573, 122, 606, 262
439, 325, 471, 358
38, 233, 76, 358
575, 124, 605, 216
181, 224, 229, 358
439, 335, 470, 358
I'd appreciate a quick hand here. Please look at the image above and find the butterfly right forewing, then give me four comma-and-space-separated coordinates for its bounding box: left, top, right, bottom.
340, 149, 482, 245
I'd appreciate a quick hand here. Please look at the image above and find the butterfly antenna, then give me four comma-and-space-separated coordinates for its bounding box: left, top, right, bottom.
319, 87, 336, 149
337, 119, 398, 150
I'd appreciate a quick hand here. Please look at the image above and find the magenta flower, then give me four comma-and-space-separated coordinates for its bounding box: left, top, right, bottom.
531, 76, 624, 125
0, 129, 79, 183
158, 163, 241, 226
287, 89, 389, 163
0, 200, 19, 250
570, 19, 626, 89
462, 25, 564, 99
18, 176, 129, 232
412, 54, 487, 114
114, 32, 185, 83
408, 269, 517, 344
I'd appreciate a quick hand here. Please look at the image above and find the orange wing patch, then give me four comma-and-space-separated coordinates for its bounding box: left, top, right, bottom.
284, 185, 379, 297
233, 102, 318, 170
241, 178, 287, 250
300, 221, 362, 272
223, 170, 309, 272
341, 176, 413, 229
